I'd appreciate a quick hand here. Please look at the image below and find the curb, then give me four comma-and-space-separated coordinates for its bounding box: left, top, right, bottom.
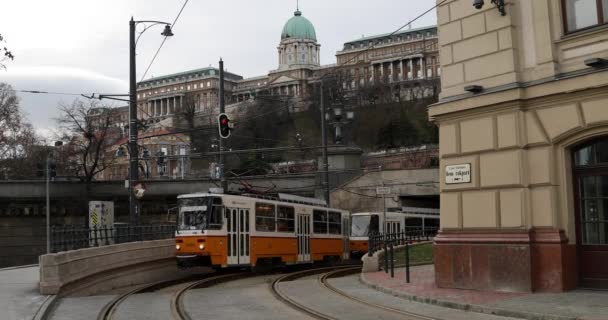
32, 294, 58, 320
0, 264, 38, 271
359, 272, 576, 320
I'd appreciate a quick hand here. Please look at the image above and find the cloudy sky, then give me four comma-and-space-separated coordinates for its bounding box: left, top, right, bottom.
0, 0, 437, 136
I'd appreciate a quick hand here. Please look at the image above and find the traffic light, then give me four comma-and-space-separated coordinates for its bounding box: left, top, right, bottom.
49, 163, 57, 178
218, 113, 232, 139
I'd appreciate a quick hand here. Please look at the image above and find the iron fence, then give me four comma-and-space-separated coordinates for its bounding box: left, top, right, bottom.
368, 227, 438, 256
50, 224, 176, 253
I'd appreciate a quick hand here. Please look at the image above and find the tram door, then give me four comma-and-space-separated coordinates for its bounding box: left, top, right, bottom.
342, 215, 350, 260
297, 214, 311, 262
227, 208, 250, 265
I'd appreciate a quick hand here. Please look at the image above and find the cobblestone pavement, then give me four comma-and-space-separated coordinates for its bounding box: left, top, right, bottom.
329, 275, 521, 320
363, 264, 608, 320
183, 274, 312, 320
0, 265, 48, 320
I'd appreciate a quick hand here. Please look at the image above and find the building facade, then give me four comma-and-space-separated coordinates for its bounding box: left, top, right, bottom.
135, 9, 440, 120
431, 0, 608, 292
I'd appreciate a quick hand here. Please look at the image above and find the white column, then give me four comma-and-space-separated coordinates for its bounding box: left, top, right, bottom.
421, 57, 427, 79
408, 59, 413, 80
399, 60, 404, 80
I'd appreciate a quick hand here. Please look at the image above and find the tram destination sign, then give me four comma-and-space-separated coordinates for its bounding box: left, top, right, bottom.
445, 164, 471, 184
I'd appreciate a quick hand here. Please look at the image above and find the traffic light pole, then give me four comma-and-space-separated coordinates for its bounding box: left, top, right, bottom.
219, 58, 227, 192
320, 82, 330, 205
46, 155, 50, 254
128, 17, 139, 227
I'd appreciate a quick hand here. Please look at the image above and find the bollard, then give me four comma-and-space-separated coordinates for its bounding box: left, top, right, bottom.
389, 243, 395, 278
405, 240, 410, 283
384, 240, 388, 273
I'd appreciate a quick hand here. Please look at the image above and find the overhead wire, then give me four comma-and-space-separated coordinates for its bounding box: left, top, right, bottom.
139, 0, 190, 83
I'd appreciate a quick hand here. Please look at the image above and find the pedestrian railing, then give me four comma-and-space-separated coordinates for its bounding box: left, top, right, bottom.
367, 227, 438, 283
367, 227, 438, 256
50, 224, 176, 253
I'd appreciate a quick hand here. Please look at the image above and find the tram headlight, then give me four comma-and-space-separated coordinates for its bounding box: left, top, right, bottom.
176, 244, 181, 250
198, 243, 205, 250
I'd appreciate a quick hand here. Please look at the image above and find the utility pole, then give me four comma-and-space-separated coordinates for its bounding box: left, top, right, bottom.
128, 17, 139, 226
45, 155, 50, 254
219, 58, 227, 192
320, 82, 330, 205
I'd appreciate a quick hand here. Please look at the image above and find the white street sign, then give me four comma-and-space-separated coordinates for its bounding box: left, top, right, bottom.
376, 186, 391, 195
446, 164, 471, 184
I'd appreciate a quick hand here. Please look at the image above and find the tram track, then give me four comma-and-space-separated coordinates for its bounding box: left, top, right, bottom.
171, 272, 249, 320
272, 266, 438, 320
95, 271, 245, 320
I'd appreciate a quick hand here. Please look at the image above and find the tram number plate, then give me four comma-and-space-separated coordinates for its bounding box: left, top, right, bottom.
445, 164, 471, 184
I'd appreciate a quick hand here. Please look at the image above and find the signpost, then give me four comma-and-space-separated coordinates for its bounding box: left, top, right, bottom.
445, 164, 471, 184
376, 186, 391, 233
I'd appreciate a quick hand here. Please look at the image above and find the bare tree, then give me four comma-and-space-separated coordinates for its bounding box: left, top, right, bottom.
0, 83, 39, 179
0, 34, 14, 70
174, 91, 211, 153
56, 99, 120, 183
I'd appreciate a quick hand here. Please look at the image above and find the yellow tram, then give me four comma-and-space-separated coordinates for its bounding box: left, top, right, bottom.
349, 210, 439, 257
174, 192, 350, 269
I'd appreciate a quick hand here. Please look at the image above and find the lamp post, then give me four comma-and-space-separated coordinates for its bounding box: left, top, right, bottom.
128, 17, 173, 226
325, 101, 355, 145
46, 140, 63, 254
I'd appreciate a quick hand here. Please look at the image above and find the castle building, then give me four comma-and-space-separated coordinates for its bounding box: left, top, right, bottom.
134, 8, 440, 124
98, 8, 441, 181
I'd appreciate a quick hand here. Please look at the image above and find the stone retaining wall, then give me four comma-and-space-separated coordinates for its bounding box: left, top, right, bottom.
39, 239, 179, 295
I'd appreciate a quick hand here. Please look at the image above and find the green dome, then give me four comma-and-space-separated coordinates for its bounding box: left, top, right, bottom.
281, 10, 317, 42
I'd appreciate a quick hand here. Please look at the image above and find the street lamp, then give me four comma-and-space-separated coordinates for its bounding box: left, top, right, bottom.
128, 17, 173, 226
46, 140, 63, 254
325, 101, 355, 145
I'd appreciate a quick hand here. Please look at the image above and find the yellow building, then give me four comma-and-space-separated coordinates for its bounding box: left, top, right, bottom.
431, 0, 608, 292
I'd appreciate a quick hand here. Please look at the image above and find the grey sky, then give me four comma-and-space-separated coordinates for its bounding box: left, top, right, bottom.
0, 0, 437, 136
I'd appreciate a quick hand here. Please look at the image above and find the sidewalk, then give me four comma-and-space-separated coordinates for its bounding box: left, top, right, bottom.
0, 265, 53, 320
361, 264, 608, 320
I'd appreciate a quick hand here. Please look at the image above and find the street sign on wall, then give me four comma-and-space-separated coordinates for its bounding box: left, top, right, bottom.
376, 186, 391, 195
445, 164, 471, 184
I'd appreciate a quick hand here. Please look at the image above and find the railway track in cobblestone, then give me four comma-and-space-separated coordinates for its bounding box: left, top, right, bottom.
170, 272, 250, 320
272, 266, 437, 320
95, 271, 245, 320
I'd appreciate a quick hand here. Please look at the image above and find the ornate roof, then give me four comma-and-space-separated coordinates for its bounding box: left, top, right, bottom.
281, 10, 317, 42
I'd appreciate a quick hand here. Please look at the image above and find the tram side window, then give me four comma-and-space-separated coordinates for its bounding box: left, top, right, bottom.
277, 206, 295, 232
255, 202, 276, 232
328, 211, 342, 234
208, 197, 223, 230
313, 210, 328, 234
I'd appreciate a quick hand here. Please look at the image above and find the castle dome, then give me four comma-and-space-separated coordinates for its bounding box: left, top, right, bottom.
281, 10, 317, 42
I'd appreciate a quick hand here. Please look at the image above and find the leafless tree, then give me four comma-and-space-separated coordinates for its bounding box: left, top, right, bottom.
55, 99, 120, 183
174, 90, 216, 154
0, 83, 39, 179
0, 34, 14, 70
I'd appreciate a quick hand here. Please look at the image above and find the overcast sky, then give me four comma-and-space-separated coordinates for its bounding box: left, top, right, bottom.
0, 0, 437, 136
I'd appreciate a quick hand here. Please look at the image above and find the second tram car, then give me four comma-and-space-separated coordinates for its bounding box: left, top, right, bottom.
175, 192, 350, 269
349, 211, 439, 257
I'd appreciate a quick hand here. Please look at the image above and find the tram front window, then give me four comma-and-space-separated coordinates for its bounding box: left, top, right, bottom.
178, 197, 223, 231
351, 215, 379, 237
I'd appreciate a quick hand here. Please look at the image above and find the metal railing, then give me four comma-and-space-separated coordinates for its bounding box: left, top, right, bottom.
368, 227, 438, 283
50, 224, 176, 253
367, 227, 438, 257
